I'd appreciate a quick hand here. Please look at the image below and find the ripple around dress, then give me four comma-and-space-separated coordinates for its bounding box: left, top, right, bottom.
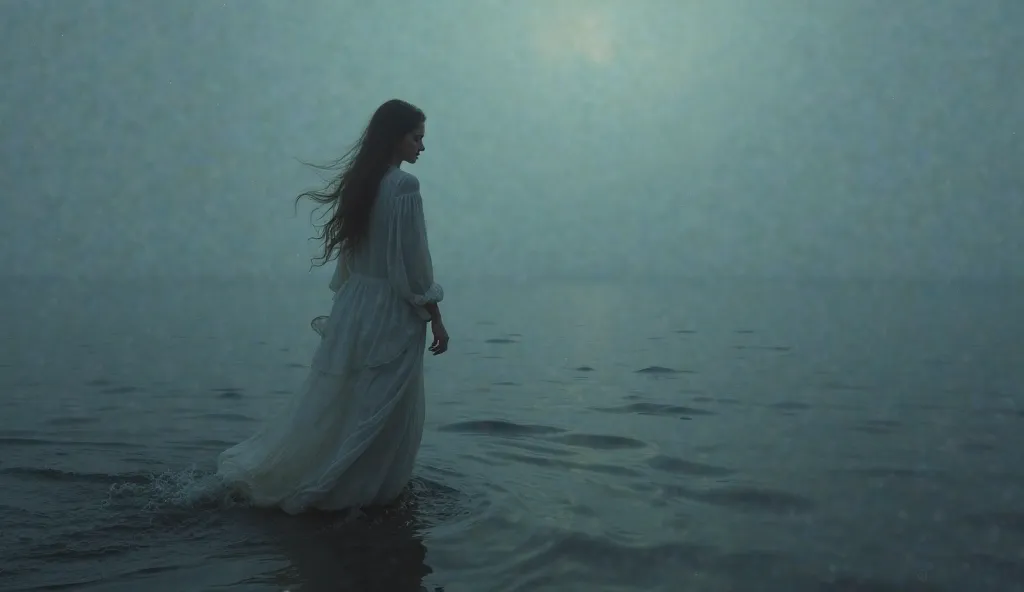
216, 167, 443, 514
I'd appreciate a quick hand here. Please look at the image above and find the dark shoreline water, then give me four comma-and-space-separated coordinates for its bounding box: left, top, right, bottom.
1, 277, 1022, 591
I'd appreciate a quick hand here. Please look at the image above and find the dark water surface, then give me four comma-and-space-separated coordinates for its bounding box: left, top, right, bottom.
1, 277, 1022, 591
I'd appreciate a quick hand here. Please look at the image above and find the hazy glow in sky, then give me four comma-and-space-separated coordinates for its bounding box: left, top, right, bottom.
532, 7, 618, 65
0, 0, 1020, 280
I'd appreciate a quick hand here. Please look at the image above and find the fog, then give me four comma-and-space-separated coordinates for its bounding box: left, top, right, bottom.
1, 0, 1021, 281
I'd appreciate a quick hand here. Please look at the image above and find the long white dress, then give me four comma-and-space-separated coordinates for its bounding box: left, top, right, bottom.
216, 166, 443, 514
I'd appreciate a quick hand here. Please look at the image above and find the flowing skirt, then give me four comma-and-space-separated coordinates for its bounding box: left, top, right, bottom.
216, 318, 426, 514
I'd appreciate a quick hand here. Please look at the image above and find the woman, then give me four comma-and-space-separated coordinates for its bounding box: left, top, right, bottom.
216, 99, 449, 514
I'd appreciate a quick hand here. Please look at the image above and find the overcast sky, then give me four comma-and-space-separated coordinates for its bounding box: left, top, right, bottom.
1, 0, 1021, 280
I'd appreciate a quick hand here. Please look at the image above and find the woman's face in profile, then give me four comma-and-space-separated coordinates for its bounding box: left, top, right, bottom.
397, 122, 425, 164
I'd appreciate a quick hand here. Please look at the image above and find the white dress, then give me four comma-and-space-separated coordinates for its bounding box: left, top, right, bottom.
216, 166, 443, 514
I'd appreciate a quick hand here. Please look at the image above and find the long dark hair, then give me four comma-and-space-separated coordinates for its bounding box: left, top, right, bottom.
297, 99, 426, 267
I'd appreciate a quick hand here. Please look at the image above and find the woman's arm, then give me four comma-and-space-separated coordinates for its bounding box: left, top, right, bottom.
386, 174, 444, 319
423, 301, 442, 322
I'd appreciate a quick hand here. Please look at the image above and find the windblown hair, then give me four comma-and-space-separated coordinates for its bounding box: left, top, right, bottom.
297, 99, 426, 267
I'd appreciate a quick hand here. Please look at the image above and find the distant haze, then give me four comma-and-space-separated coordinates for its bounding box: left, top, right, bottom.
1, 0, 1021, 280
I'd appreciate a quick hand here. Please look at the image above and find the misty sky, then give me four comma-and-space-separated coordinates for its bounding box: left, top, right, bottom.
1, 0, 1021, 280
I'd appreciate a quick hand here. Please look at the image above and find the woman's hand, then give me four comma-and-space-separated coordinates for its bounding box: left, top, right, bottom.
429, 318, 449, 355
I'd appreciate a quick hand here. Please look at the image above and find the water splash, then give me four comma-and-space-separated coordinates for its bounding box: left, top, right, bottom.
104, 465, 244, 512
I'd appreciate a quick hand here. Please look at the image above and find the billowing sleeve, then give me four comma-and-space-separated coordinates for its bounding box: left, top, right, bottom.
387, 174, 443, 320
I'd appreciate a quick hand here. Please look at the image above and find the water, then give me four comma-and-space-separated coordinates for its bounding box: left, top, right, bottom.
1, 276, 1022, 591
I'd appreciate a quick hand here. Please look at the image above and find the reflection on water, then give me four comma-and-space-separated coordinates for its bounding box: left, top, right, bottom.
254, 501, 433, 591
